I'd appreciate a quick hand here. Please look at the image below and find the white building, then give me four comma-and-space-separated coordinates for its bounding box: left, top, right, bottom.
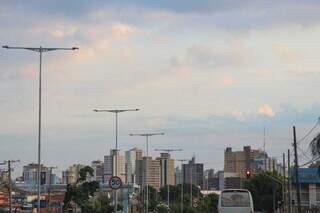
125, 148, 143, 184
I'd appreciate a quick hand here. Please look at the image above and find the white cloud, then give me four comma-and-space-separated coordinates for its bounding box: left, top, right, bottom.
259, 105, 276, 117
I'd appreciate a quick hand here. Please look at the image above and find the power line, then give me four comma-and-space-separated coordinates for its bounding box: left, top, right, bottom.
297, 117, 320, 145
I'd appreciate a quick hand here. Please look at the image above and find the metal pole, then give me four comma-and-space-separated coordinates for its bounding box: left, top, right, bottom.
8, 161, 12, 213
293, 126, 301, 213
37, 49, 42, 213
190, 166, 192, 208
146, 135, 149, 213
283, 153, 286, 213
48, 168, 52, 211
167, 184, 170, 211
288, 149, 292, 213
115, 112, 118, 213
181, 164, 183, 213
273, 183, 276, 213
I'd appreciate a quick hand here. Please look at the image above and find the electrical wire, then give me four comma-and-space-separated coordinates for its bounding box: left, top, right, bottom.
297, 117, 320, 145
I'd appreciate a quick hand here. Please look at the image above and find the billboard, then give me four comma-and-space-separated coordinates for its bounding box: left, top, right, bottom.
292, 167, 320, 183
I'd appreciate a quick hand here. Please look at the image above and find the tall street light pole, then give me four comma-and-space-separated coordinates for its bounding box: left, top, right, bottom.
129, 133, 165, 213
175, 159, 188, 213
94, 109, 140, 213
155, 148, 182, 212
2, 45, 78, 213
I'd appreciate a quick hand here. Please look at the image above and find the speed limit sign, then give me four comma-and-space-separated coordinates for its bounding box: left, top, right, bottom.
109, 176, 122, 190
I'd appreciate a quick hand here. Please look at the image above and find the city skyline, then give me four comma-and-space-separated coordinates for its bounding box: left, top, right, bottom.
1, 1, 320, 178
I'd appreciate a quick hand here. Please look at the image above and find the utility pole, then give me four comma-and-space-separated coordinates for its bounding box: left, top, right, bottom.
293, 126, 301, 213
288, 149, 292, 213
282, 153, 286, 213
155, 148, 182, 212
0, 160, 20, 213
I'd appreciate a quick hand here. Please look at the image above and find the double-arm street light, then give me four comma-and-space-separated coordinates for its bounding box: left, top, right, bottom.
129, 133, 165, 213
94, 109, 140, 213
155, 148, 182, 212
2, 45, 78, 213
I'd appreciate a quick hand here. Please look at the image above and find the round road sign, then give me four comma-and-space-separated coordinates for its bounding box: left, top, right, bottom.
109, 176, 122, 190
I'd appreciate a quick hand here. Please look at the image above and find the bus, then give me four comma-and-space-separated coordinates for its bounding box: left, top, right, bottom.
218, 189, 254, 213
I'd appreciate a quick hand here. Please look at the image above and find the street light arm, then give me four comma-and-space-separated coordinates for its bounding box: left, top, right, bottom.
2, 45, 79, 52
94, 109, 140, 113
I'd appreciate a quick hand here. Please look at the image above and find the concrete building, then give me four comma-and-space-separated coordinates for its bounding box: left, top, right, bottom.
91, 160, 104, 183
23, 163, 56, 186
103, 149, 126, 183
291, 167, 320, 212
217, 171, 241, 190
204, 169, 217, 190
224, 146, 267, 178
175, 166, 182, 185
182, 157, 204, 189
125, 148, 143, 184
62, 164, 85, 184
136, 157, 160, 188
156, 153, 175, 186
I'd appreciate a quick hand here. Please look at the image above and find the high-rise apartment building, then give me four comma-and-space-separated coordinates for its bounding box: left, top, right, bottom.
62, 164, 85, 184
23, 163, 56, 186
136, 157, 160, 188
125, 148, 143, 184
182, 157, 204, 189
156, 153, 175, 186
103, 149, 125, 183
91, 160, 104, 183
174, 166, 182, 185
224, 146, 266, 178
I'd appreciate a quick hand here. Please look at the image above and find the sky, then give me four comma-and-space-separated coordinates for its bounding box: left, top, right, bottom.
1, 0, 320, 177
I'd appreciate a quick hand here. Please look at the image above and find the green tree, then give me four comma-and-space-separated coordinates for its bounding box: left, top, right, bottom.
63, 166, 100, 212
244, 171, 283, 213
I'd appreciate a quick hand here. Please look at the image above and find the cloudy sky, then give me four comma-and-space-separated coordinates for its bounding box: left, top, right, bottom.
1, 0, 320, 176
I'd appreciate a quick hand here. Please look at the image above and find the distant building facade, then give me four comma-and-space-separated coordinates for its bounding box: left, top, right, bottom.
91, 160, 104, 183
174, 166, 182, 185
62, 164, 85, 184
182, 157, 204, 189
103, 149, 126, 183
23, 163, 56, 186
156, 153, 175, 186
136, 157, 160, 188
125, 148, 143, 184
224, 146, 267, 178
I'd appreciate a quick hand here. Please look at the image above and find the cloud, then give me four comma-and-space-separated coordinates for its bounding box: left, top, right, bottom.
219, 74, 234, 87
111, 23, 136, 37
259, 105, 276, 117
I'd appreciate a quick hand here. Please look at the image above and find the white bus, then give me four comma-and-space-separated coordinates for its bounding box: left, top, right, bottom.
218, 189, 254, 213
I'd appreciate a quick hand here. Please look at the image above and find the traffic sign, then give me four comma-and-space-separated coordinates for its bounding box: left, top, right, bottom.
109, 176, 122, 190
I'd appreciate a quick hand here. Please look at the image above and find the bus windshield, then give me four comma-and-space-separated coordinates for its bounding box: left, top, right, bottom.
221, 191, 250, 207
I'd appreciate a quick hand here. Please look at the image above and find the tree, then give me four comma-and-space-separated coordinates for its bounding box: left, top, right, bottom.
244, 171, 283, 213
310, 132, 320, 157
63, 166, 100, 212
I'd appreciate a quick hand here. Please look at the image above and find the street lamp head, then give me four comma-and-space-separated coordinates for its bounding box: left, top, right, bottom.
2, 45, 9, 49
72, 47, 79, 50
93, 109, 99, 112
